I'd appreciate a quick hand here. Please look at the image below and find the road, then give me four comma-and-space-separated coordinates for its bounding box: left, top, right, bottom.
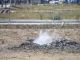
0, 19, 80, 25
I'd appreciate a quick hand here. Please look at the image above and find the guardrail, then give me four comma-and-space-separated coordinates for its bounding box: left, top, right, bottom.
0, 19, 80, 25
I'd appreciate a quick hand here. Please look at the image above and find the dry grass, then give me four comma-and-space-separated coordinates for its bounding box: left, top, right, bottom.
0, 4, 80, 19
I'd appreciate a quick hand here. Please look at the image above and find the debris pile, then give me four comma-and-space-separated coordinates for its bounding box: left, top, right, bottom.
9, 39, 80, 53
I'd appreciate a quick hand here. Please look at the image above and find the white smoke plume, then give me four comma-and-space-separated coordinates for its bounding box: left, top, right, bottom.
33, 30, 62, 45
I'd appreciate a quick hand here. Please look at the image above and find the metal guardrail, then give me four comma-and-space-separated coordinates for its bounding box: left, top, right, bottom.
0, 19, 80, 25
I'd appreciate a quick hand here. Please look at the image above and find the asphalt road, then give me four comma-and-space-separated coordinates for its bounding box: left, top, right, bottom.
0, 19, 80, 25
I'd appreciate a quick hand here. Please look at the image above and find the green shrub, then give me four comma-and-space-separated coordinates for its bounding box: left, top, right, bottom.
54, 15, 61, 20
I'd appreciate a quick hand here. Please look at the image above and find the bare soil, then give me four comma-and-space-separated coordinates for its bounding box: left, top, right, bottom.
0, 29, 80, 60
0, 51, 80, 60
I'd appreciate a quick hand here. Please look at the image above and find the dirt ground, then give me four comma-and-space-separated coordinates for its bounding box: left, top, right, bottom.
0, 29, 80, 46
0, 51, 80, 60
0, 29, 80, 60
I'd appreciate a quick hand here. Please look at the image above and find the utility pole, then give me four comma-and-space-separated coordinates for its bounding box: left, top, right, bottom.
9, 0, 11, 23
4, 0, 6, 8
10, 0, 11, 6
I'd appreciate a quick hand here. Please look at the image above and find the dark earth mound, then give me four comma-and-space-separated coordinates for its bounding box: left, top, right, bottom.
8, 39, 80, 53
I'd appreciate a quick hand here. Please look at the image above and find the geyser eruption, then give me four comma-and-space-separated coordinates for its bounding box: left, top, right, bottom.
33, 30, 63, 45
